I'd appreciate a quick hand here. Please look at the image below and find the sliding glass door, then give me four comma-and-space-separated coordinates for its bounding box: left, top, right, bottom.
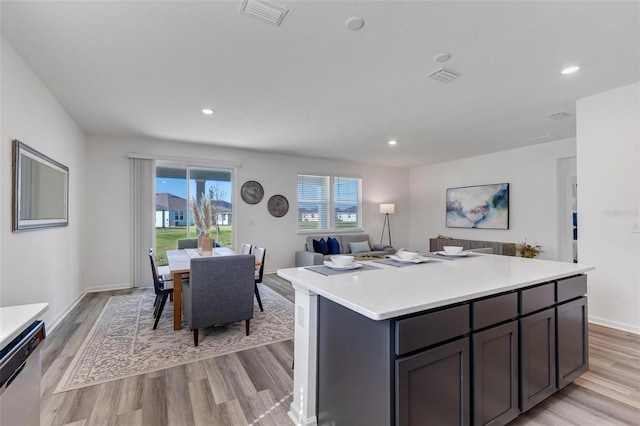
155, 163, 233, 266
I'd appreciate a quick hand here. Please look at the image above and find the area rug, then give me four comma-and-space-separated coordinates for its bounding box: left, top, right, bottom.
55, 284, 294, 393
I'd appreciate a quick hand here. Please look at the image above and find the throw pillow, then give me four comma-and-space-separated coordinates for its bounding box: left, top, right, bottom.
348, 241, 370, 254
313, 238, 330, 255
327, 237, 341, 254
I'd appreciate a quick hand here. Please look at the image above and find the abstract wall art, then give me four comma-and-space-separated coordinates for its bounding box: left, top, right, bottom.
446, 183, 509, 229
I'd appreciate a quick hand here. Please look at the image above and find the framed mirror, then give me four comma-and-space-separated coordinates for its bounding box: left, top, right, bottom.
12, 140, 69, 231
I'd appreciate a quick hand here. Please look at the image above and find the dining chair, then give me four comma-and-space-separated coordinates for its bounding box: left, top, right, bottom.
241, 243, 252, 255
149, 249, 174, 330
182, 255, 255, 346
252, 246, 266, 312
177, 238, 199, 249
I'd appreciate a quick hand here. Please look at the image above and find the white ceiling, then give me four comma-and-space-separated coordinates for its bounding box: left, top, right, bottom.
2, 1, 639, 168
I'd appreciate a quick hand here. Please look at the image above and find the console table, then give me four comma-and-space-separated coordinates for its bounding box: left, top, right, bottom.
429, 237, 517, 256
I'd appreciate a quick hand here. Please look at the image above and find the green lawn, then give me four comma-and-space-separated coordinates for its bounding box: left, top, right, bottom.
155, 226, 232, 266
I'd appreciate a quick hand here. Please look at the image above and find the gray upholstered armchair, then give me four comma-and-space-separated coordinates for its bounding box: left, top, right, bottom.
182, 255, 255, 346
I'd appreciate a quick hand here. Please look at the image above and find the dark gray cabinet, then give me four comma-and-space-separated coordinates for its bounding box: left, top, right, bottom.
396, 338, 470, 426
557, 296, 588, 389
520, 307, 556, 412
317, 296, 393, 426
472, 321, 519, 425
315, 275, 588, 426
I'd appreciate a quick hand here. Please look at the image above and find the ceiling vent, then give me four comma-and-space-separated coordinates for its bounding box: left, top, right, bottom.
548, 111, 571, 120
427, 67, 460, 83
240, 0, 289, 26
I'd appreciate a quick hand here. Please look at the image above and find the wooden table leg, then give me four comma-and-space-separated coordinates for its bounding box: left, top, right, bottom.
173, 272, 182, 330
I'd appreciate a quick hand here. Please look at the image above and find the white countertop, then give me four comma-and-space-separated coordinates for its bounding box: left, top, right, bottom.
0, 303, 49, 348
278, 254, 594, 320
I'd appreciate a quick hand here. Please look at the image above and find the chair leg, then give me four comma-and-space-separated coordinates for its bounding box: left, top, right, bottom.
193, 329, 198, 346
153, 294, 168, 330
254, 284, 264, 312
245, 319, 250, 336
153, 295, 160, 317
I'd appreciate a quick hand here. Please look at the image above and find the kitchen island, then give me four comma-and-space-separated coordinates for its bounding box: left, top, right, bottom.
277, 253, 594, 426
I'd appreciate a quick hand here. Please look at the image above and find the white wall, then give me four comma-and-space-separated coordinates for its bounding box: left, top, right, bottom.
408, 138, 577, 259
85, 136, 410, 290
0, 37, 87, 328
577, 82, 640, 334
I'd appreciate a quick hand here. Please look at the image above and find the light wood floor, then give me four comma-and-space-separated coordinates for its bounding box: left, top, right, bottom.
41, 276, 640, 425
510, 323, 640, 425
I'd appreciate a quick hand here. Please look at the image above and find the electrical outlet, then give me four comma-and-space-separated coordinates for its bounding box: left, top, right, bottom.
631, 221, 640, 233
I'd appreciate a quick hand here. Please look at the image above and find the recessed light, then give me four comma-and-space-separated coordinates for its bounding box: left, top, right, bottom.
434, 52, 451, 63
345, 17, 365, 31
388, 140, 397, 146
202, 108, 215, 115
561, 66, 580, 75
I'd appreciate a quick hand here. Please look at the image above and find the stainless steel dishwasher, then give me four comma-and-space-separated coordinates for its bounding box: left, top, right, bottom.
0, 320, 46, 426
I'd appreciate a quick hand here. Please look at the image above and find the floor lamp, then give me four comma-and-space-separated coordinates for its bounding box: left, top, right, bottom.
379, 204, 395, 247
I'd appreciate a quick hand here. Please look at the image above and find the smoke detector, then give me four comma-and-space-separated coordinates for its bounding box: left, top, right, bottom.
427, 67, 460, 83
240, 0, 289, 26
548, 112, 571, 120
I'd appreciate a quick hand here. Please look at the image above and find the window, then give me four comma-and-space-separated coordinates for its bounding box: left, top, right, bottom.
297, 173, 361, 231
155, 164, 233, 266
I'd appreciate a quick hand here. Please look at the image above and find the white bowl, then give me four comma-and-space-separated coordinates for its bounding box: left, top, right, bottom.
443, 246, 463, 254
397, 250, 419, 260
330, 255, 354, 267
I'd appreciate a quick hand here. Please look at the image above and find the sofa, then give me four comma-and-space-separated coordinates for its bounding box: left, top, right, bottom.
295, 234, 395, 267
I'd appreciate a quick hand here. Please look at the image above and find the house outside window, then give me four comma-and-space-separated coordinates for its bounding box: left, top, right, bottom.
297, 173, 362, 231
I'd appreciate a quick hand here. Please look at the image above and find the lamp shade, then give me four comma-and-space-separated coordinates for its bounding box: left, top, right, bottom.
380, 203, 395, 214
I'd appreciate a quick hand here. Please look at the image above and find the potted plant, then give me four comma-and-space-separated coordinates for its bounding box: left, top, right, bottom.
515, 240, 543, 258
190, 194, 215, 255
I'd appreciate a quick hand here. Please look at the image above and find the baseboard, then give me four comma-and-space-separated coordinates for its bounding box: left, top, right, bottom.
589, 316, 640, 335
47, 291, 88, 333
47, 283, 137, 333
85, 283, 132, 293
288, 402, 318, 426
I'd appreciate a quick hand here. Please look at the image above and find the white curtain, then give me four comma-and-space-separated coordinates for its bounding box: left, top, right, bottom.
131, 158, 155, 287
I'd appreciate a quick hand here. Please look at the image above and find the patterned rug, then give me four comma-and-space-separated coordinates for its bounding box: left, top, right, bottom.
55, 284, 294, 393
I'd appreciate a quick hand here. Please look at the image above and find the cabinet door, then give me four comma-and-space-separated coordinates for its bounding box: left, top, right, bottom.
396, 338, 470, 426
520, 308, 556, 412
557, 297, 589, 389
473, 321, 520, 425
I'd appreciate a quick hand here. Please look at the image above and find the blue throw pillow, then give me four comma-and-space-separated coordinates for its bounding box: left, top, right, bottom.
327, 237, 341, 254
313, 238, 329, 255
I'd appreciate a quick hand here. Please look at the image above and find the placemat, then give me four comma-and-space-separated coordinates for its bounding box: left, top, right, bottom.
305, 263, 382, 276
373, 259, 433, 268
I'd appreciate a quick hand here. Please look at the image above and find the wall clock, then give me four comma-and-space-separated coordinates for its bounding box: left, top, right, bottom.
267, 195, 289, 217
240, 180, 264, 204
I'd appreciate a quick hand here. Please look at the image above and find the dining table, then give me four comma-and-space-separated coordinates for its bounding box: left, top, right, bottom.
166, 247, 238, 330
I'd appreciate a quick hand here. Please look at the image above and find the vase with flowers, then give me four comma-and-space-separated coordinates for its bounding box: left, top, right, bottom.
515, 240, 543, 258
190, 194, 215, 255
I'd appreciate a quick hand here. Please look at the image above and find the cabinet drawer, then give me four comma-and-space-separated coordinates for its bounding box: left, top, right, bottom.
395, 304, 469, 356
556, 275, 587, 303
520, 282, 555, 315
472, 292, 518, 330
